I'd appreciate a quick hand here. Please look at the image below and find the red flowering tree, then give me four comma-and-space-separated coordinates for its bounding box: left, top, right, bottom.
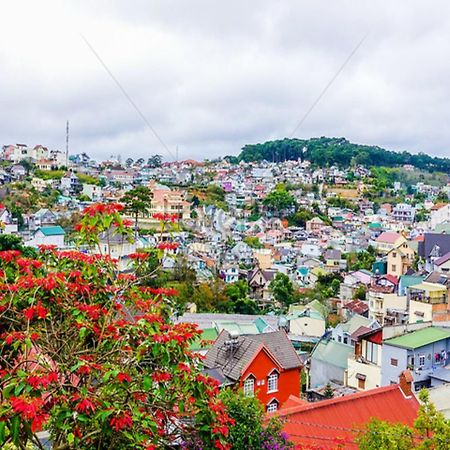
0, 203, 233, 449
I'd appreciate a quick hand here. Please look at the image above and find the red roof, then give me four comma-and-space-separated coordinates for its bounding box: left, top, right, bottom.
278, 385, 419, 449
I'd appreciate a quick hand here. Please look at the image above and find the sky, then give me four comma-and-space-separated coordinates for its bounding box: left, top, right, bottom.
1, 1, 450, 162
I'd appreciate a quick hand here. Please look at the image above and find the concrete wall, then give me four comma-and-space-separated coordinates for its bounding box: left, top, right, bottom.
309, 359, 346, 388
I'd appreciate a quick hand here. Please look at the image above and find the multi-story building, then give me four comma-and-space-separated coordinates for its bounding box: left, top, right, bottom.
382, 326, 450, 390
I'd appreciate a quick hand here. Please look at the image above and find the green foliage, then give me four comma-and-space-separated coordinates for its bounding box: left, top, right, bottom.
0, 234, 37, 258
263, 184, 296, 216
219, 389, 293, 450
34, 169, 65, 180
243, 236, 263, 249
346, 246, 376, 271
239, 137, 450, 172
121, 186, 152, 229
323, 383, 334, 399
203, 185, 228, 211
288, 208, 314, 227
270, 273, 298, 308
76, 173, 100, 186
326, 196, 358, 211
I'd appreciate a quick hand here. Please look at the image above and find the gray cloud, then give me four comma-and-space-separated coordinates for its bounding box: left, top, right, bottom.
1, 0, 450, 161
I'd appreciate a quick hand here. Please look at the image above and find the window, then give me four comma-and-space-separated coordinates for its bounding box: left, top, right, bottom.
267, 372, 279, 393
391, 265, 397, 272
358, 378, 366, 390
391, 358, 398, 367
243, 377, 255, 397
267, 400, 278, 413
365, 341, 379, 364
419, 354, 425, 367
392, 252, 397, 258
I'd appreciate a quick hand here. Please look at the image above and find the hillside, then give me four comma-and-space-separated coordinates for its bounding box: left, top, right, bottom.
237, 137, 450, 173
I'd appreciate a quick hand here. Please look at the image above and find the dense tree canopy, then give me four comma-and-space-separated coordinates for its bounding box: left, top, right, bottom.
237, 137, 450, 172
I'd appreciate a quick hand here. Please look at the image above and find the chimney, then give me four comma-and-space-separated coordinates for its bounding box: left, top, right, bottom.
399, 369, 413, 397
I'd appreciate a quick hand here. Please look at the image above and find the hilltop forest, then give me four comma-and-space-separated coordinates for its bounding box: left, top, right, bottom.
236, 137, 450, 173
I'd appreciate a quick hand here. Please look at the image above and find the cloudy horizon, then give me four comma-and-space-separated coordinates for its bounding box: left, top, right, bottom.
2, 1, 450, 162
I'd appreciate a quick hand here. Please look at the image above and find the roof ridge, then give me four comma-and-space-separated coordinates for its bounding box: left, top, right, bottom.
278, 385, 400, 417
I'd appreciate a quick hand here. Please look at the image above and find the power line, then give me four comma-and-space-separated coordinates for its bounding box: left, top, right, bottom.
81, 34, 176, 161
289, 33, 368, 138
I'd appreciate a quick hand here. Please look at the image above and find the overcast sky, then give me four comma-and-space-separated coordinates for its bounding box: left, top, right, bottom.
1, 1, 450, 161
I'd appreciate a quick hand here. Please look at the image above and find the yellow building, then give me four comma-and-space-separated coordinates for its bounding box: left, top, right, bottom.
386, 243, 415, 277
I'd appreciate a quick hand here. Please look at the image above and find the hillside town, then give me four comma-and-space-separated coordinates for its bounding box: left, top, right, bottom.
1, 142, 450, 448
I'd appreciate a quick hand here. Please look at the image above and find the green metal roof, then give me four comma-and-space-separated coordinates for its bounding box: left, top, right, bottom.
37, 226, 65, 236
400, 275, 425, 289
340, 315, 373, 334
368, 222, 382, 228
312, 340, 353, 369
189, 328, 218, 351
384, 327, 450, 350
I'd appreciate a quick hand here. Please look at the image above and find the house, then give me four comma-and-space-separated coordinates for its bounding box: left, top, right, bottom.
305, 217, 325, 234
279, 378, 419, 449
29, 226, 65, 248
434, 252, 450, 272
248, 266, 277, 303
392, 203, 416, 223
375, 231, 407, 254
203, 330, 302, 412
309, 338, 353, 388
98, 228, 137, 270
286, 300, 327, 338
60, 171, 82, 195
407, 282, 450, 323
220, 264, 239, 283
332, 314, 379, 346
381, 326, 450, 390
368, 289, 407, 325
347, 327, 383, 390
386, 243, 415, 278
430, 203, 450, 230
324, 248, 342, 272
418, 233, 450, 271
82, 184, 103, 201
29, 208, 57, 230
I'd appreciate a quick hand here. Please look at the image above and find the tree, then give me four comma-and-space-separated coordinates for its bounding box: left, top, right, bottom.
263, 185, 296, 216
269, 273, 297, 308
121, 186, 152, 233
147, 155, 163, 168
289, 208, 314, 227
0, 203, 234, 449
357, 389, 450, 450
219, 389, 293, 449
323, 383, 334, 399
125, 157, 134, 168
135, 157, 145, 166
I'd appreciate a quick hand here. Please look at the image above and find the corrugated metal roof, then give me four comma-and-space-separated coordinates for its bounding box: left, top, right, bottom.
311, 340, 353, 369
384, 326, 450, 349
279, 385, 419, 449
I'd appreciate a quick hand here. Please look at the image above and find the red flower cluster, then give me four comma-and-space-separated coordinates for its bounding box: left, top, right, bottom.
152, 212, 179, 222
83, 203, 125, 217
156, 242, 179, 251
26, 372, 58, 390
23, 302, 48, 321
117, 372, 131, 383
152, 371, 172, 383
110, 412, 133, 431
0, 250, 21, 262
76, 398, 96, 415
37, 244, 57, 253
10, 396, 49, 432
129, 252, 150, 261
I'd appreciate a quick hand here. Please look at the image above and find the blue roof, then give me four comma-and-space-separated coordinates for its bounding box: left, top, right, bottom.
37, 226, 65, 236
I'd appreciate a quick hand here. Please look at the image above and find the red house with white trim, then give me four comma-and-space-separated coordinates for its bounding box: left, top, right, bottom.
203, 330, 302, 412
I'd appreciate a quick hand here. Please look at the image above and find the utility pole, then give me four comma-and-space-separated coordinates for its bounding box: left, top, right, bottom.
176, 145, 179, 163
